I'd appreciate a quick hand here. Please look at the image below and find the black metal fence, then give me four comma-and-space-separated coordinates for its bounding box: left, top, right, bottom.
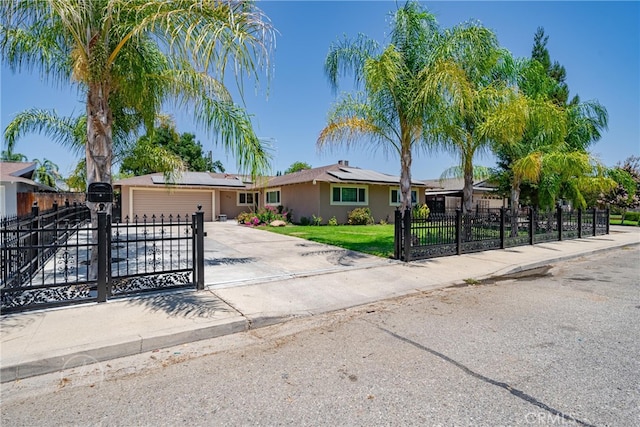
394, 206, 609, 262
1, 204, 205, 314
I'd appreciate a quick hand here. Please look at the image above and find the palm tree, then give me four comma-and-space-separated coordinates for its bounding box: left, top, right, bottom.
1, 0, 275, 208
420, 25, 566, 214
33, 158, 61, 188
318, 1, 441, 213
1, 150, 28, 162
4, 108, 186, 183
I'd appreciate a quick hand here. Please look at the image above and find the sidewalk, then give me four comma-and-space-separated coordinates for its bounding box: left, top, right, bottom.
2, 224, 638, 383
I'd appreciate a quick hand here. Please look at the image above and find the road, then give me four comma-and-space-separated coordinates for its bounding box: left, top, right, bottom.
2, 246, 639, 426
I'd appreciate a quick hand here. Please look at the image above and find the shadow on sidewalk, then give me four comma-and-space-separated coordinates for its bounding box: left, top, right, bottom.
122, 291, 233, 318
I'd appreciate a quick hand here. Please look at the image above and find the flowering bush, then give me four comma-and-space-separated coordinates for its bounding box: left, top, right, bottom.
237, 206, 291, 226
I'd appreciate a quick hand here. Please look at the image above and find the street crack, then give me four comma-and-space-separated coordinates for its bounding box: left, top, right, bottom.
378, 326, 596, 427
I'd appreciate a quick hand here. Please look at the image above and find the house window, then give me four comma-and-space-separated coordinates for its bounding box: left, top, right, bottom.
331, 185, 367, 205
390, 188, 418, 206
265, 188, 281, 206
237, 192, 258, 206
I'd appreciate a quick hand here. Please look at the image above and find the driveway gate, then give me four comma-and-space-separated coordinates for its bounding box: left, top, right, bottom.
1, 203, 205, 314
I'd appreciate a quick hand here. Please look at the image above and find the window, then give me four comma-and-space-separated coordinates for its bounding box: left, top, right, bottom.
390, 188, 418, 206
265, 189, 281, 206
237, 192, 258, 206
330, 185, 367, 205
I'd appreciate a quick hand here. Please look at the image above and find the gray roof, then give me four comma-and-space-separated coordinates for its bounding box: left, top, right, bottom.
150, 172, 245, 187
327, 167, 425, 186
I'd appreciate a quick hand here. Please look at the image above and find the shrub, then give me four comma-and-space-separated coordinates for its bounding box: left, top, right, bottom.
312, 214, 323, 226
622, 211, 640, 222
413, 203, 430, 219
236, 211, 253, 224
237, 206, 290, 226
347, 207, 374, 225
328, 216, 338, 226
299, 216, 311, 226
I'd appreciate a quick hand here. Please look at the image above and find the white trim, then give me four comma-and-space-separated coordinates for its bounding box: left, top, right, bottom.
389, 188, 418, 206
237, 191, 258, 206
264, 187, 281, 206
330, 184, 368, 206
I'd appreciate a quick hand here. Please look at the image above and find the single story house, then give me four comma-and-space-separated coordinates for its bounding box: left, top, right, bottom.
256, 161, 426, 224
114, 172, 251, 222
1, 161, 57, 217
423, 177, 506, 213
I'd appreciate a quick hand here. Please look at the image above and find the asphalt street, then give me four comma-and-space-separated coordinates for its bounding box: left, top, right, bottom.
2, 246, 639, 426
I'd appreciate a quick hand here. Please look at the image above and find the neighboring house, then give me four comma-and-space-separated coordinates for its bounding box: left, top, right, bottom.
423, 178, 506, 213
114, 172, 252, 222
256, 161, 426, 224
0, 161, 58, 217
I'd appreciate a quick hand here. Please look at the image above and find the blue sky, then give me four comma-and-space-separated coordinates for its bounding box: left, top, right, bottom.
1, 1, 639, 179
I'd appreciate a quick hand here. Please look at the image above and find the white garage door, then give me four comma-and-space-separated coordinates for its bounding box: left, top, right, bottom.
132, 190, 213, 222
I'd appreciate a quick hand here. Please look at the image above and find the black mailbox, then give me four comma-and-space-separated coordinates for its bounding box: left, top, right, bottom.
87, 182, 113, 203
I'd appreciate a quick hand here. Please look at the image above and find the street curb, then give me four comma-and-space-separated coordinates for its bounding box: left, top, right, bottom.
485, 241, 640, 280
0, 318, 248, 383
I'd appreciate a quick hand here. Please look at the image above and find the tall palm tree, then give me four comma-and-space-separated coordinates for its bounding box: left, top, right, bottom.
1, 0, 275, 207
318, 1, 441, 213
4, 108, 186, 183
420, 25, 565, 214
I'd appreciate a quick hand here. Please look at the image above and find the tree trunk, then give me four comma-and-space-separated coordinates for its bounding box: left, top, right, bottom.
510, 182, 520, 238
86, 83, 113, 280
400, 137, 413, 214
462, 165, 473, 214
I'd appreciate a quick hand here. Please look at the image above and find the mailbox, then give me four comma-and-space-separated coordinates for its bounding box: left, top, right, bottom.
87, 182, 113, 203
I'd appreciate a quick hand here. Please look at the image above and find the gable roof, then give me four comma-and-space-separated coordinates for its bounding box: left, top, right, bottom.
0, 161, 57, 191
114, 171, 247, 188
262, 163, 426, 188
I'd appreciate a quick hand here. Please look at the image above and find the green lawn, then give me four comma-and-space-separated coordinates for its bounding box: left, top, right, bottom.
610, 214, 640, 226
262, 224, 396, 258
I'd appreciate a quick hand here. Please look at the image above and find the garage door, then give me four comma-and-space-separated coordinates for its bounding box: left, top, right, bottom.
132, 190, 213, 222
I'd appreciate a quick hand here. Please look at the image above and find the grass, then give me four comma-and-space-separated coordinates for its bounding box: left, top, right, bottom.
610, 214, 640, 227
262, 224, 396, 258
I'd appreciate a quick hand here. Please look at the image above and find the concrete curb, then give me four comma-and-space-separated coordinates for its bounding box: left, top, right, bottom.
0, 317, 248, 383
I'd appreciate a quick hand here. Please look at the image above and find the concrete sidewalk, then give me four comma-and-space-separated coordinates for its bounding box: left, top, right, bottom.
2, 224, 638, 383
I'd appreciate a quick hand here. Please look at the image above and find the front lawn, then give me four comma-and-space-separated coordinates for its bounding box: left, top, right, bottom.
610, 214, 640, 226
263, 224, 395, 258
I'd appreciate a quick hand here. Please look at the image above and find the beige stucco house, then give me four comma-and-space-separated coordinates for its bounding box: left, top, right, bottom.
114, 172, 252, 222
114, 162, 426, 224
257, 161, 426, 224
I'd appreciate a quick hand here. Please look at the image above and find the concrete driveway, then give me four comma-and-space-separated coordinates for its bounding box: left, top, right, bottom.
202, 221, 396, 288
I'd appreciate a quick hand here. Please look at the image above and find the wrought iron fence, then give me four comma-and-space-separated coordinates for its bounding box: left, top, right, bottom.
395, 206, 609, 262
1, 205, 205, 314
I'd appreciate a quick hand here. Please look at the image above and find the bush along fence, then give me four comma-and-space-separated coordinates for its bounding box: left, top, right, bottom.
1, 203, 206, 314
394, 206, 609, 262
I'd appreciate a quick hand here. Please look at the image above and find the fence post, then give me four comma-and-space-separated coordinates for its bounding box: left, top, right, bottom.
592, 208, 597, 237
455, 209, 462, 255
605, 208, 610, 235
529, 207, 535, 245
194, 209, 205, 290
97, 210, 108, 303
403, 208, 412, 262
30, 202, 39, 271
499, 207, 506, 249
577, 208, 583, 238
557, 205, 563, 241
394, 208, 402, 260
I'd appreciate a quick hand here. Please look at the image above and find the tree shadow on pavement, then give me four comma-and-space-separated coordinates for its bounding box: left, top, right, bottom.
123, 290, 233, 318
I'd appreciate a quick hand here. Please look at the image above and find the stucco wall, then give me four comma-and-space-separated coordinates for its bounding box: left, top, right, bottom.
279, 182, 320, 223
